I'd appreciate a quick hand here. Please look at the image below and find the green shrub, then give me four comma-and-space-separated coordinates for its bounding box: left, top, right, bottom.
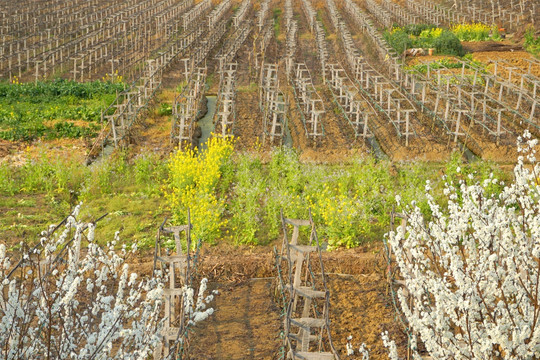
403, 24, 437, 36
525, 26, 540, 57
385, 25, 464, 56
384, 28, 413, 54
434, 31, 465, 56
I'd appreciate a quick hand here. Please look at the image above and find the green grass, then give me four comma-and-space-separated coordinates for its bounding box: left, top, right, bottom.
237, 82, 258, 92
0, 194, 72, 249
176, 81, 187, 94
273, 8, 282, 39
206, 73, 215, 89
525, 26, 540, 57
80, 193, 166, 250
224, 149, 507, 248
0, 146, 510, 250
0, 79, 124, 141
0, 150, 167, 249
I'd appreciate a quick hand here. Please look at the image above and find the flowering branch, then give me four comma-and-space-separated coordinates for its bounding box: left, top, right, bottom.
385, 132, 540, 359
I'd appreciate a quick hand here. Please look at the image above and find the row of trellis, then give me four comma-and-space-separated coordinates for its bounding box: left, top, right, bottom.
153, 213, 201, 359
276, 210, 340, 360
345, 0, 539, 150
0, 0, 193, 82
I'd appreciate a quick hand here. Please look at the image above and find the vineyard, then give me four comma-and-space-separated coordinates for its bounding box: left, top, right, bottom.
1, 0, 540, 359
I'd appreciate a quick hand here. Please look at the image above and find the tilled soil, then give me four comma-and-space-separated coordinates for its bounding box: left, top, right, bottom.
189, 279, 281, 360
329, 274, 408, 359
155, 243, 408, 359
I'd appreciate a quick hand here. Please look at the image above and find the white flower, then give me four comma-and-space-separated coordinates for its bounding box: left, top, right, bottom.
385, 132, 540, 359
0, 209, 169, 359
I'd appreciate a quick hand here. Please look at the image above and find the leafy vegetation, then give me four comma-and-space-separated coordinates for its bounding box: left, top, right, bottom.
0, 79, 124, 141
524, 26, 540, 57
450, 23, 501, 41
157, 102, 172, 116
384, 25, 464, 56
165, 136, 235, 244
401, 24, 437, 37
226, 148, 506, 248
406, 58, 463, 73
0, 140, 509, 250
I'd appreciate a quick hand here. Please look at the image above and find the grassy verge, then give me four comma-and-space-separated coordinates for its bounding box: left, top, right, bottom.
0, 151, 167, 250
0, 143, 510, 251
273, 8, 282, 39
223, 150, 507, 248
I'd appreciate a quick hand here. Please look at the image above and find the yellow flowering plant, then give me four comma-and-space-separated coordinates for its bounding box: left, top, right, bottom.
451, 23, 494, 41
166, 136, 234, 243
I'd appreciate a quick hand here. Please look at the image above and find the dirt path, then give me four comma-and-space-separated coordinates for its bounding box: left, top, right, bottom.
190, 279, 282, 360
329, 274, 408, 359
181, 244, 409, 359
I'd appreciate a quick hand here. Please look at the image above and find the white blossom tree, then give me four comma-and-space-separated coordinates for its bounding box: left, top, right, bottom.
0, 205, 216, 359
386, 132, 540, 359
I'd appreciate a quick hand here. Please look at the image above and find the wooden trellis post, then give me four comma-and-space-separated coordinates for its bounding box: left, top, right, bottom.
153, 212, 193, 359
279, 209, 340, 360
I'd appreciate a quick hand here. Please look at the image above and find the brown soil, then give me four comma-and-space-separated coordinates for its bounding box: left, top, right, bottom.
329, 274, 408, 359
403, 52, 532, 161
407, 51, 540, 80
0, 138, 87, 166
331, 8, 454, 161
0, 139, 23, 160
462, 41, 523, 53
130, 90, 176, 157
189, 279, 281, 360
473, 51, 540, 78
187, 272, 407, 360
132, 242, 408, 360
234, 91, 265, 152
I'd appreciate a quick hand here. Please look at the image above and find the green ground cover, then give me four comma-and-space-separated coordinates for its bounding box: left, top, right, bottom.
0, 79, 124, 141
384, 23, 503, 56
0, 142, 509, 251
525, 26, 540, 57
384, 24, 465, 56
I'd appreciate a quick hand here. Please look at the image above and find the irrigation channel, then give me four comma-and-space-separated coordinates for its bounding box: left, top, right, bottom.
198, 96, 217, 151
